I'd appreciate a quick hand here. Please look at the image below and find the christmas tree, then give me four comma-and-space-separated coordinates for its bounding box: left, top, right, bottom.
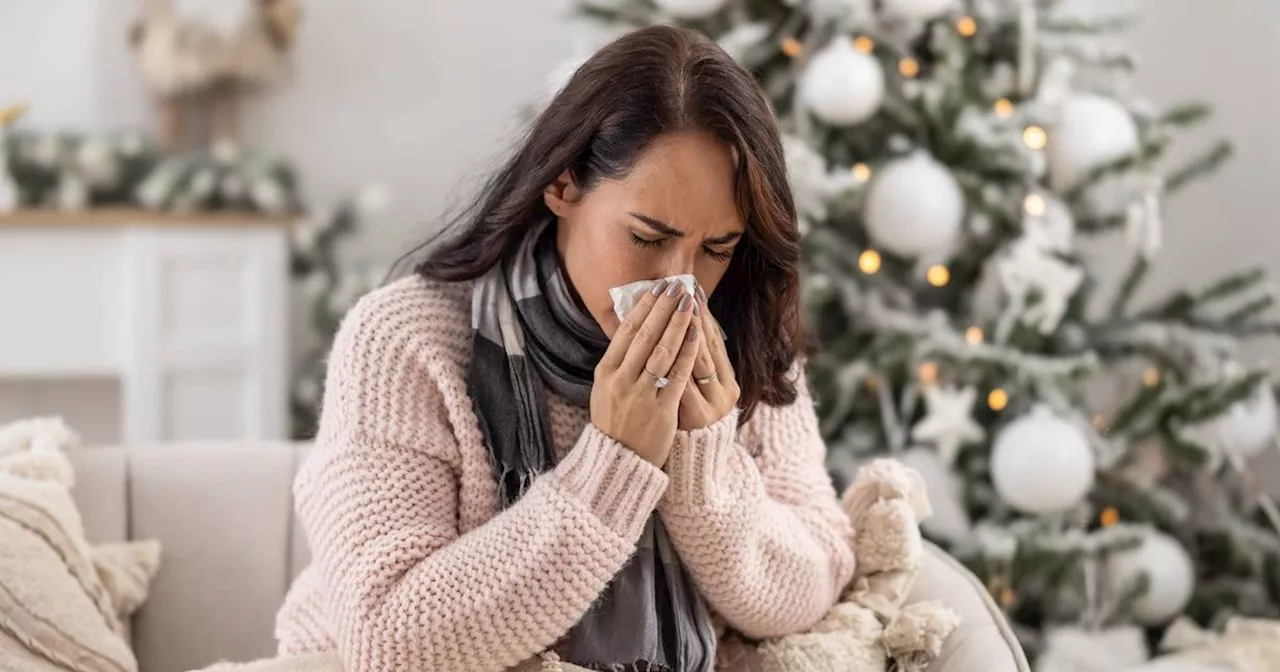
566, 0, 1280, 665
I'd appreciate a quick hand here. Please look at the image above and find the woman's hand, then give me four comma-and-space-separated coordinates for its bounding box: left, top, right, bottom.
592, 279, 701, 467
679, 285, 740, 430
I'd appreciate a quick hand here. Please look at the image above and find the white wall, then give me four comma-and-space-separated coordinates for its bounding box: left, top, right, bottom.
1124, 1, 1280, 363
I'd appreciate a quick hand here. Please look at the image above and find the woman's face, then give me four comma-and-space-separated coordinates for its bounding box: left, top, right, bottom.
545, 130, 744, 337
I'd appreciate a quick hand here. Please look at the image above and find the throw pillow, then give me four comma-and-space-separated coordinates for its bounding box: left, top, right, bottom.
0, 417, 162, 672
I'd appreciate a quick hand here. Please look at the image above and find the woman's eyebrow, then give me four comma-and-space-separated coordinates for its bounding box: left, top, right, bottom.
628, 212, 684, 237
629, 212, 743, 244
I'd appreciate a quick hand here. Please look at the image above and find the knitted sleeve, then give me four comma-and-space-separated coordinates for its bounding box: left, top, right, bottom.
292, 285, 669, 672
659, 364, 856, 639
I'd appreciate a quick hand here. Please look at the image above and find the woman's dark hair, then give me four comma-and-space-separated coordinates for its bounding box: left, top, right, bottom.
415, 24, 806, 420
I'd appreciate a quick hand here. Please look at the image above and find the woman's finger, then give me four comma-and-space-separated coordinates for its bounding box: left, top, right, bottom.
637, 293, 696, 387
599, 280, 666, 371
690, 326, 717, 382
700, 301, 735, 383
618, 281, 687, 379
661, 321, 701, 405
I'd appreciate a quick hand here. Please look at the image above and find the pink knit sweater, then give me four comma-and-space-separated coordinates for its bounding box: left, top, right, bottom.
274, 275, 856, 671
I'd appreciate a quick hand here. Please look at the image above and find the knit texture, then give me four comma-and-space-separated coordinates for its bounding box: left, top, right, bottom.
275, 275, 856, 672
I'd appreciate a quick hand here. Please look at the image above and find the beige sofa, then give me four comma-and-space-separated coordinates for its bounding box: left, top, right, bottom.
67, 440, 1031, 672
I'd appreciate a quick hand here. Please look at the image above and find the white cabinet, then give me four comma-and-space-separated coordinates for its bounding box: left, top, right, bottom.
0, 209, 290, 444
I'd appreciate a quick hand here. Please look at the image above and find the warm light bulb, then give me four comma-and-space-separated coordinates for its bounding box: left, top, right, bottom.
1023, 193, 1047, 217
1100, 506, 1120, 528
858, 249, 882, 274
918, 361, 939, 385
993, 98, 1015, 119
988, 388, 1008, 411
852, 162, 872, 182
926, 264, 950, 287
1023, 125, 1048, 150
781, 38, 804, 58
1000, 587, 1016, 607
956, 16, 978, 37
899, 57, 920, 78
854, 35, 875, 54
1092, 413, 1108, 432
965, 326, 984, 346
865, 374, 880, 391
1143, 367, 1161, 387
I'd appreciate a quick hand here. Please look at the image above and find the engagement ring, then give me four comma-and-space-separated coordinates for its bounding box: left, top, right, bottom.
645, 368, 670, 389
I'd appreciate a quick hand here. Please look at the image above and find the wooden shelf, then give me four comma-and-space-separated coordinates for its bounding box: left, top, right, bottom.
0, 208, 296, 228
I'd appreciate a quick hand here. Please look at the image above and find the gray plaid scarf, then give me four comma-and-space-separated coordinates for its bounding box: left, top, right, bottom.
467, 219, 716, 672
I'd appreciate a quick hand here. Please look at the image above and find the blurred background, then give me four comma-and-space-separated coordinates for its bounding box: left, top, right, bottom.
4, 1, 1280, 670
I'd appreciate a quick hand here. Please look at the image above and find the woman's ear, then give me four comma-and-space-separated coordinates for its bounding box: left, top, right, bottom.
544, 170, 583, 217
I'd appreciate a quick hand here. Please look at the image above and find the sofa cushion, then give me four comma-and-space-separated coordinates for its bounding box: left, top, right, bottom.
0, 417, 160, 672
69, 447, 128, 545
126, 441, 302, 672
909, 542, 1031, 671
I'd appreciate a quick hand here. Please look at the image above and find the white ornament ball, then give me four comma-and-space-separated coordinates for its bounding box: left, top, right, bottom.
882, 0, 955, 20
800, 36, 885, 127
1048, 94, 1140, 192
653, 0, 729, 19
864, 151, 964, 258
1217, 383, 1277, 458
1106, 530, 1195, 625
990, 405, 1095, 514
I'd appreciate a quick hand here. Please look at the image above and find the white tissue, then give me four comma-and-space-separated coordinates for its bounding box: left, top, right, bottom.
609, 274, 697, 322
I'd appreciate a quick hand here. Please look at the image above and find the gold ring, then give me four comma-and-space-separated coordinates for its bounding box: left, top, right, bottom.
695, 371, 718, 385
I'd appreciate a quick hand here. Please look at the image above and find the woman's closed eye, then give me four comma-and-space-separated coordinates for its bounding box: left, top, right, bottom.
628, 231, 735, 262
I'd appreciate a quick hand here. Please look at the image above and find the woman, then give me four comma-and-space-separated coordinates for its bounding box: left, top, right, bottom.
275, 24, 856, 672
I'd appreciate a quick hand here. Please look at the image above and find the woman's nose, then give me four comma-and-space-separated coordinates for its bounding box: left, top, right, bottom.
660, 250, 698, 278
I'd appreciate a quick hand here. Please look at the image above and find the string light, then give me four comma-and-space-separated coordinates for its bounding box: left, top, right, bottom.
1143, 367, 1161, 387
956, 16, 978, 37
1092, 413, 1108, 432
1023, 193, 1047, 217
899, 57, 920, 78
918, 361, 939, 385
852, 162, 872, 182
965, 326, 984, 346
993, 98, 1015, 119
926, 264, 950, 287
1023, 125, 1048, 150
854, 35, 875, 54
1100, 506, 1120, 527
781, 38, 804, 58
858, 249, 882, 274
865, 374, 880, 391
988, 388, 1009, 411
1000, 587, 1016, 607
